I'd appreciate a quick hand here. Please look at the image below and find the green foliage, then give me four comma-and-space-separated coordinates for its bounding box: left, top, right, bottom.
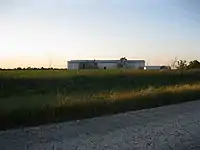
0, 69, 200, 130
118, 57, 128, 68
0, 69, 200, 98
176, 60, 187, 69
187, 60, 200, 69
1, 83, 200, 130
175, 59, 200, 70
160, 66, 171, 70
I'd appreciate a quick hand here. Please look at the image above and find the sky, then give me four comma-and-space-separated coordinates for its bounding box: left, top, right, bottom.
0, 0, 200, 68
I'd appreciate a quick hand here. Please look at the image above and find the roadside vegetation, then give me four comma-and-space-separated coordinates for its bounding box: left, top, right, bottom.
0, 67, 200, 130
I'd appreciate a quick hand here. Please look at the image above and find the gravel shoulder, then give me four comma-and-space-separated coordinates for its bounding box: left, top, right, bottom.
1, 100, 200, 150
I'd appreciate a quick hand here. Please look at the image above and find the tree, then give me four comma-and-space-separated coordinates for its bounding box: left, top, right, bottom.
27, 67, 32, 70
176, 60, 187, 70
93, 60, 98, 69
160, 66, 171, 70
171, 57, 178, 69
118, 57, 128, 68
187, 60, 200, 69
120, 57, 127, 62
17, 67, 22, 70
171, 58, 200, 70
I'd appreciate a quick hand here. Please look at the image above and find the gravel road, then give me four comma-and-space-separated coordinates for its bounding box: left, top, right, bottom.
1, 100, 200, 150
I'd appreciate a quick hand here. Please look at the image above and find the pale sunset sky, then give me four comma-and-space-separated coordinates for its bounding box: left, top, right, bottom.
0, 0, 200, 68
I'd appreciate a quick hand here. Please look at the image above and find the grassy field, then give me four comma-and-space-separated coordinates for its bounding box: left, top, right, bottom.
0, 69, 200, 130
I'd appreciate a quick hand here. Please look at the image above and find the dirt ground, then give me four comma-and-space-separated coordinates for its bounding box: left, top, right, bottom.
1, 100, 200, 150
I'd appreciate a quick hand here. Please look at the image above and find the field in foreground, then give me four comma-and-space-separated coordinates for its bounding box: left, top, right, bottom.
0, 69, 200, 130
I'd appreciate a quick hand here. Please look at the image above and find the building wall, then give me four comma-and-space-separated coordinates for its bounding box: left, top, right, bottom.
97, 62, 117, 69
127, 62, 145, 69
67, 62, 79, 70
67, 60, 145, 70
145, 66, 161, 70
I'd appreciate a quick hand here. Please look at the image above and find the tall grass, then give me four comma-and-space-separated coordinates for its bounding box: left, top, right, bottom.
0, 69, 200, 97
0, 69, 200, 130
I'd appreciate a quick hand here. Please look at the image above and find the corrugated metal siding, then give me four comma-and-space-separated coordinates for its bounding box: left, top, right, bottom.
145, 66, 161, 70
67, 60, 145, 70
98, 62, 117, 69
67, 62, 79, 70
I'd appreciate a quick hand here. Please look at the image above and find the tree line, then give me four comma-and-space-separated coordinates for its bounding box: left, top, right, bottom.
174, 60, 200, 70
0, 58, 200, 70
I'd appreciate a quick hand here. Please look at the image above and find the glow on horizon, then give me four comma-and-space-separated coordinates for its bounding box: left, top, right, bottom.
0, 0, 200, 68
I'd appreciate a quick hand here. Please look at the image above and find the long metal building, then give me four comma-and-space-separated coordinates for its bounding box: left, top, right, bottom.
67, 60, 145, 70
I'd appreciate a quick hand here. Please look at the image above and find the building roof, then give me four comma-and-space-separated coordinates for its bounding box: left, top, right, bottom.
68, 60, 145, 63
